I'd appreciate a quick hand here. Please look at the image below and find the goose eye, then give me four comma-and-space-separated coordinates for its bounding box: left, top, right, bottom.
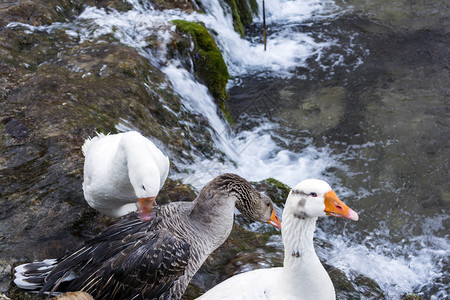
142, 185, 146, 191
266, 202, 270, 207
310, 192, 317, 197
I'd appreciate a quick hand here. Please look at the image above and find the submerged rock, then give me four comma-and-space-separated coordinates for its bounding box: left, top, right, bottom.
276, 86, 347, 135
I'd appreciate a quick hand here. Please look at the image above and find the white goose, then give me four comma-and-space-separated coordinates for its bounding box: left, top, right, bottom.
198, 179, 359, 300
82, 131, 169, 220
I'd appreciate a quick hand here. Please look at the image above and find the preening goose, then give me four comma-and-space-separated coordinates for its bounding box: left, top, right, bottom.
14, 173, 281, 300
198, 179, 358, 300
82, 131, 169, 220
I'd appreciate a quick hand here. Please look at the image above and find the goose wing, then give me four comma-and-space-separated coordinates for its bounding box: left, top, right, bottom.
39, 213, 190, 300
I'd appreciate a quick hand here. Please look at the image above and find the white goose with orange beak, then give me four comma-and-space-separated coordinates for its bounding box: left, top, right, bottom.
198, 179, 358, 300
82, 131, 169, 221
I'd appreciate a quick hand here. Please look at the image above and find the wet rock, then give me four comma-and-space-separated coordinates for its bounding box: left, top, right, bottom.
252, 177, 291, 207
335, 0, 448, 31
401, 294, 424, 300
0, 0, 135, 28
151, 0, 200, 12
2, 0, 445, 298
157, 178, 197, 206
324, 265, 360, 299
352, 273, 385, 299
223, 0, 258, 37
0, 2, 219, 296
169, 20, 232, 123
275, 86, 347, 135
4, 119, 29, 140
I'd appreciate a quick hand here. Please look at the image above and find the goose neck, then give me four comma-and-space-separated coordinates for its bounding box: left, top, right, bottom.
188, 192, 237, 244
282, 215, 319, 270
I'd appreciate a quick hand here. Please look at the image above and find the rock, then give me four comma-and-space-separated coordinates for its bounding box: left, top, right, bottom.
157, 178, 197, 206
223, 0, 258, 37
275, 86, 347, 135
151, 0, 199, 12
401, 294, 424, 300
170, 20, 232, 123
322, 264, 386, 299
0, 1, 219, 295
252, 177, 291, 207
0, 0, 134, 28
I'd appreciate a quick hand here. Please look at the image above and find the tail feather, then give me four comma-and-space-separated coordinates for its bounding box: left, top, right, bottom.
14, 259, 57, 291
81, 132, 107, 155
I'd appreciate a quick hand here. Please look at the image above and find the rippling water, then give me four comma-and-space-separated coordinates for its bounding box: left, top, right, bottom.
9, 0, 448, 298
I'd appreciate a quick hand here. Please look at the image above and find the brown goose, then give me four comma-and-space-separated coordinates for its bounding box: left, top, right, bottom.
14, 173, 281, 300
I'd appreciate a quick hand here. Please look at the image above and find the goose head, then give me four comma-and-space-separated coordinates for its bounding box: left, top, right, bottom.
129, 170, 161, 221
196, 173, 281, 229
284, 179, 358, 221
238, 192, 282, 229
224, 174, 281, 229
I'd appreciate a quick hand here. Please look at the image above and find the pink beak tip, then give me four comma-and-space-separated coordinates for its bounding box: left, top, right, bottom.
348, 209, 359, 221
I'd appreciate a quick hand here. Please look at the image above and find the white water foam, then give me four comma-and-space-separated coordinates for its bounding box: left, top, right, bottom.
6, 0, 339, 180
316, 228, 449, 299
163, 63, 338, 188
201, 0, 341, 76
62, 0, 342, 188
74, 0, 339, 76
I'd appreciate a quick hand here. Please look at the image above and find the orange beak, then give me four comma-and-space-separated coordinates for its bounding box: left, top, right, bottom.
138, 197, 157, 221
267, 208, 282, 229
324, 190, 359, 221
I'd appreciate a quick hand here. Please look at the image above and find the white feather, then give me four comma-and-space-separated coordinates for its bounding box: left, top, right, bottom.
82, 131, 170, 217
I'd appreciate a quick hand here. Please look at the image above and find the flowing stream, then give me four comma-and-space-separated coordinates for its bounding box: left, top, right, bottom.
10, 0, 448, 298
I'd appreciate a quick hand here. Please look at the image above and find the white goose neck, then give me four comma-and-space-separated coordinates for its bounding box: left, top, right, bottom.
282, 215, 318, 269
280, 214, 335, 299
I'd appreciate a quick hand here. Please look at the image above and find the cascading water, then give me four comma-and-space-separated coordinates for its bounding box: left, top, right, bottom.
7, 0, 448, 298
54, 0, 340, 189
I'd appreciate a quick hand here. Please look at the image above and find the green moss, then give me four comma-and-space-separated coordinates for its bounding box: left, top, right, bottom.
223, 0, 245, 37
353, 274, 385, 298
401, 294, 423, 300
252, 178, 291, 206
219, 101, 235, 125
171, 20, 231, 121
223, 0, 258, 37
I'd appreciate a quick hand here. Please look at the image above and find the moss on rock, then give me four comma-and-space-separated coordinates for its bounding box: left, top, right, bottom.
223, 0, 258, 37
401, 294, 423, 300
157, 178, 197, 205
252, 177, 291, 207
171, 20, 232, 123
